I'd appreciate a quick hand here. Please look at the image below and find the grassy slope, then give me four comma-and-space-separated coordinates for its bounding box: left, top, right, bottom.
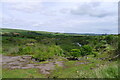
1, 28, 63, 35
50, 58, 118, 78
1, 28, 119, 78
1, 28, 85, 36
2, 69, 45, 78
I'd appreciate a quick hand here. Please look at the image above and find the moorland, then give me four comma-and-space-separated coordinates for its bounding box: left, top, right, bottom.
1, 28, 119, 78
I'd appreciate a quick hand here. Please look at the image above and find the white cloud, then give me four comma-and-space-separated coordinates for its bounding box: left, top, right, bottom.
1, 0, 43, 13
1, 0, 42, 3
1, 1, 118, 34
70, 2, 117, 18
11, 2, 42, 12
1, 0, 119, 3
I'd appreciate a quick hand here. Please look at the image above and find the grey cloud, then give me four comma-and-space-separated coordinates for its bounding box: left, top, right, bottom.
97, 28, 117, 34
70, 2, 114, 18
2, 1, 117, 34
99, 29, 112, 32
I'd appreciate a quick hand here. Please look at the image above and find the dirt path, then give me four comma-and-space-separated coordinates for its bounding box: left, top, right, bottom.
2, 55, 64, 74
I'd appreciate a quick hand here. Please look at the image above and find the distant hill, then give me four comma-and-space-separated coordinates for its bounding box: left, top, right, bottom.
1, 28, 114, 36
1, 28, 83, 36
64, 33, 109, 36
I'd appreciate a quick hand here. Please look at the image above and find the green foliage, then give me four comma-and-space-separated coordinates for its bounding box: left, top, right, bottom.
93, 62, 118, 78
51, 60, 118, 78
69, 45, 94, 58
3, 69, 45, 78
69, 49, 81, 58
105, 35, 118, 47
1, 28, 119, 78
80, 45, 93, 56
33, 45, 63, 61
93, 51, 98, 57
18, 47, 34, 55
2, 28, 118, 60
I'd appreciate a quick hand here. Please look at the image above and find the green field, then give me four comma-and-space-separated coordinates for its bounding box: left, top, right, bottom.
1, 28, 119, 78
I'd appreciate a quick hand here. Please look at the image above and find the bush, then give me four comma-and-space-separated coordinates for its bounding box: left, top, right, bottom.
105, 35, 116, 45
18, 46, 34, 55
33, 45, 63, 61
80, 45, 93, 56
69, 49, 81, 58
33, 50, 52, 61
68, 45, 94, 58
93, 52, 98, 57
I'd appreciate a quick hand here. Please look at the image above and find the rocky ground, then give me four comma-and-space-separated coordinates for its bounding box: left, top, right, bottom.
2, 55, 92, 75
2, 55, 64, 74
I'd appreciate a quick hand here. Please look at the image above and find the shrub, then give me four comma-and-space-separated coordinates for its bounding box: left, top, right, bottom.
105, 35, 116, 45
49, 45, 64, 56
33, 50, 52, 61
80, 45, 93, 56
93, 52, 98, 57
33, 45, 63, 61
69, 49, 81, 58
68, 45, 94, 58
18, 46, 33, 55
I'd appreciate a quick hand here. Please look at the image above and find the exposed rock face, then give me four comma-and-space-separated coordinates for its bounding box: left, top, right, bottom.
2, 55, 64, 74
2, 55, 91, 74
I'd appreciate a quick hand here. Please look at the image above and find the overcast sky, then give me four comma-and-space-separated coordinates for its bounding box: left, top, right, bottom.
0, 0, 118, 34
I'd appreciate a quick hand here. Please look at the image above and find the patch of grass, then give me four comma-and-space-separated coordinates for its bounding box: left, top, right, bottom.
30, 60, 49, 64
0, 67, 2, 79
77, 61, 118, 78
49, 60, 118, 78
2, 69, 45, 78
92, 61, 118, 78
